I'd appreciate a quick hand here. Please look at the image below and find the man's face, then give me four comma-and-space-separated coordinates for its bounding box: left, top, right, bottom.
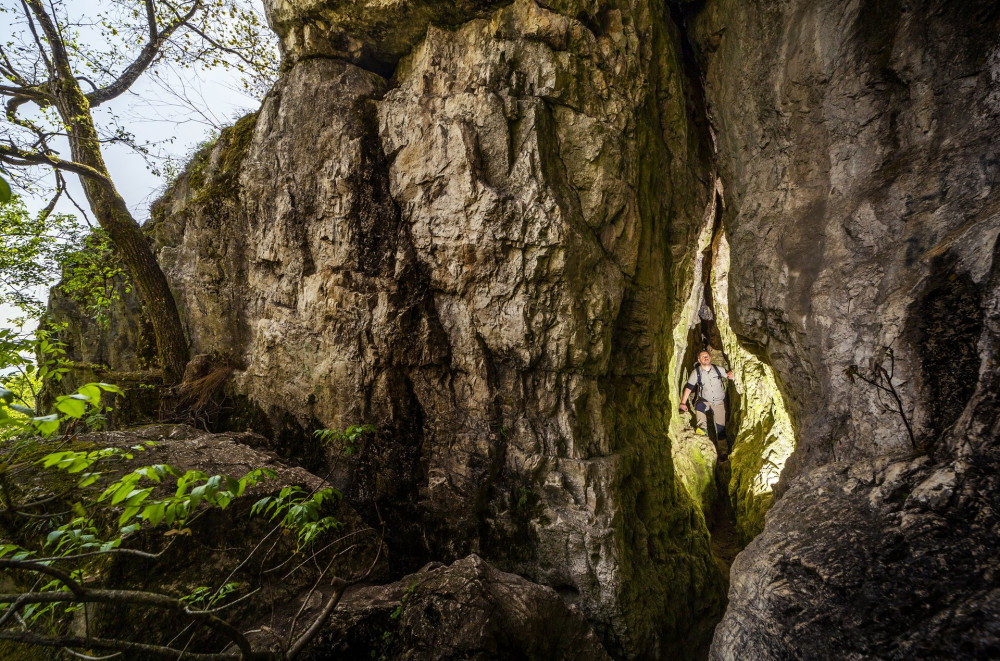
698, 351, 712, 367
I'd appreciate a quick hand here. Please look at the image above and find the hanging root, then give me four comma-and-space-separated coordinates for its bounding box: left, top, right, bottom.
171, 355, 237, 429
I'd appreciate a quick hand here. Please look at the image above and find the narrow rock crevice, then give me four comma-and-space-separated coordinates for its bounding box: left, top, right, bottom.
665, 0, 800, 620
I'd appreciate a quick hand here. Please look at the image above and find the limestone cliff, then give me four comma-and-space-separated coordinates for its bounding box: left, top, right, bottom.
56, 0, 728, 656
48, 0, 1000, 658
690, 0, 1000, 657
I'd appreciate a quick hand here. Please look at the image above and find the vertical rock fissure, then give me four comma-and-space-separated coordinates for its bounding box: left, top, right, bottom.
663, 3, 801, 627
701, 193, 742, 582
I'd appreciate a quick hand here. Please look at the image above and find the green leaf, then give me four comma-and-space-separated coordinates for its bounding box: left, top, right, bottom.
110, 479, 138, 505
33, 415, 60, 437
41, 451, 70, 468
119, 506, 141, 527
0, 172, 10, 205
123, 489, 151, 507
55, 396, 87, 418
76, 473, 100, 488
143, 502, 166, 527
0, 388, 13, 404
10, 404, 34, 416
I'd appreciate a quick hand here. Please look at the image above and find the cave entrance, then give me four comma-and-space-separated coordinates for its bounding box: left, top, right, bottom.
669, 181, 797, 585
678, 195, 742, 579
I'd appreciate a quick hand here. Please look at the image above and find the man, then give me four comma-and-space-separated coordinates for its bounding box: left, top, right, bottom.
679, 350, 734, 459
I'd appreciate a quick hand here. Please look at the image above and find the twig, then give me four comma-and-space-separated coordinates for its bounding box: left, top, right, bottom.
846, 348, 917, 450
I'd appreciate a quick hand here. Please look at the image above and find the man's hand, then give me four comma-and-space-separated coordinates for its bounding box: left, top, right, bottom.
726, 370, 734, 379
679, 402, 688, 412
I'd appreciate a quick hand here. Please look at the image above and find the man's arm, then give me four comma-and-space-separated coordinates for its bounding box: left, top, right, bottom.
680, 371, 697, 411
680, 385, 694, 411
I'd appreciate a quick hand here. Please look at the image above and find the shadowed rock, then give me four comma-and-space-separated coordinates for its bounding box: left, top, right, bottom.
306, 554, 612, 660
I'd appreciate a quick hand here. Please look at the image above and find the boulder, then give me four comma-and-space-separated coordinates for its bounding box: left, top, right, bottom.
306, 554, 612, 660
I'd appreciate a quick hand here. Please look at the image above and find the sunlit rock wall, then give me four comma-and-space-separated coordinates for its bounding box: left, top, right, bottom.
64, 0, 729, 656
692, 0, 1000, 658
694, 0, 1000, 469
710, 231, 795, 545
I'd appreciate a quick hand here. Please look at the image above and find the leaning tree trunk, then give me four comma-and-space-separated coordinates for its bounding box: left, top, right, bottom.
56, 82, 189, 384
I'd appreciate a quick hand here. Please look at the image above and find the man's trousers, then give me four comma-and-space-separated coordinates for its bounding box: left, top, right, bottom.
695, 399, 727, 453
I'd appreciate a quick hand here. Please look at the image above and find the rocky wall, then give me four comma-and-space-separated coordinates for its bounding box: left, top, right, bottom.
54, 0, 730, 656
693, 0, 1000, 469
691, 0, 1000, 657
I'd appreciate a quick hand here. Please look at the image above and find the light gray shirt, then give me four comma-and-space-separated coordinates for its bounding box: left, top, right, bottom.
686, 366, 728, 403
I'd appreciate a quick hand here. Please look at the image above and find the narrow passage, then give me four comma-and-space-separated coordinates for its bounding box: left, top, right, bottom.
683, 211, 741, 584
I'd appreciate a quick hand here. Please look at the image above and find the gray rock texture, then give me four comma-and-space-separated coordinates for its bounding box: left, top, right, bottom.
690, 0, 1000, 657
58, 0, 727, 656
46, 0, 1000, 658
306, 553, 612, 660
693, 0, 1000, 466
713, 444, 1000, 660
264, 0, 510, 73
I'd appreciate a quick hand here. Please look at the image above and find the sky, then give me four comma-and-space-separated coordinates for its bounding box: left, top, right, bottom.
1, 0, 275, 330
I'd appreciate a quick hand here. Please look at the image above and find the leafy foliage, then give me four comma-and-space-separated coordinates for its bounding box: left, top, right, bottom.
0, 167, 10, 204
57, 228, 132, 326
0, 196, 85, 319
0, 192, 133, 327
314, 424, 376, 456
0, 333, 367, 658
252, 486, 342, 551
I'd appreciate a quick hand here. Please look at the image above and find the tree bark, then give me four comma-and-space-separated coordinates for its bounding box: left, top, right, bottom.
55, 81, 189, 383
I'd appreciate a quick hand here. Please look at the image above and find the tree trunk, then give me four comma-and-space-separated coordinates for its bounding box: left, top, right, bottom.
56, 83, 189, 384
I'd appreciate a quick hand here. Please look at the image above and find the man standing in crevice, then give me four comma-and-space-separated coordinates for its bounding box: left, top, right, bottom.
679, 350, 734, 460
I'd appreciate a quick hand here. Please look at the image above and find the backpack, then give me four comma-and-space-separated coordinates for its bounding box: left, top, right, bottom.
694, 364, 726, 403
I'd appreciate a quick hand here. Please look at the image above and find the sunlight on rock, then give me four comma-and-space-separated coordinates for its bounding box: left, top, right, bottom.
668, 182, 722, 511
711, 232, 796, 543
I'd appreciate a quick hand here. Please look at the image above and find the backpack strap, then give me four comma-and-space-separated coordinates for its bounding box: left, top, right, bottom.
713, 364, 723, 382
695, 364, 702, 400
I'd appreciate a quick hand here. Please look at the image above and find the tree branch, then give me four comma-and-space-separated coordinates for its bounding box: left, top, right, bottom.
23, 0, 69, 77
86, 0, 203, 108
0, 631, 245, 661
0, 586, 257, 658
0, 44, 32, 87
0, 144, 113, 185
19, 0, 55, 76
287, 578, 346, 660
182, 22, 262, 72
0, 559, 84, 596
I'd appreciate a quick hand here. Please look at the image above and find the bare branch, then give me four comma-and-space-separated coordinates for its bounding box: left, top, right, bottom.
19, 0, 55, 76
37, 176, 62, 219
0, 144, 113, 185
182, 21, 263, 72
0, 84, 48, 102
29, 542, 173, 564
60, 648, 123, 661
0, 586, 256, 658
60, 173, 95, 228
287, 578, 347, 660
0, 559, 84, 596
0, 43, 32, 87
87, 0, 203, 108
0, 631, 243, 661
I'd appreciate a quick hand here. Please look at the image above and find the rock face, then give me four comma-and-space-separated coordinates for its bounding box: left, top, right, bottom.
61, 0, 727, 656
689, 0, 1000, 657
265, 0, 509, 73
693, 0, 1000, 466
306, 554, 613, 660
49, 0, 1000, 658
713, 449, 1000, 660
